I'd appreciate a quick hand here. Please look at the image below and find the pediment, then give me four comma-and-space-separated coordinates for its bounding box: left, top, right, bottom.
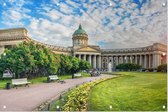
76, 46, 100, 52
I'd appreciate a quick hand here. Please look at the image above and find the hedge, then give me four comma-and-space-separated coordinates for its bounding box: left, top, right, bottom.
116, 63, 141, 71
157, 64, 167, 72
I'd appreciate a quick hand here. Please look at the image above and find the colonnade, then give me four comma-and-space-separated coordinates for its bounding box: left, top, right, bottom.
75, 52, 166, 69
102, 53, 166, 69
74, 53, 101, 69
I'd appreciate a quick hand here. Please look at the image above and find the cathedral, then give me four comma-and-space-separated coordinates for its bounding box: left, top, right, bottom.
0, 25, 167, 70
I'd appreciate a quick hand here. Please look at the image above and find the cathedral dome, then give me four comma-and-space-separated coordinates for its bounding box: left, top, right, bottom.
72, 24, 88, 47
72, 24, 88, 37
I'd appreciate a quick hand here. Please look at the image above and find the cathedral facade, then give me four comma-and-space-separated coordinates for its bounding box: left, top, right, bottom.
0, 25, 167, 70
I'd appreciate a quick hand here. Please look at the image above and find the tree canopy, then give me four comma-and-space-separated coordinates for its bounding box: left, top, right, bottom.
0, 41, 91, 78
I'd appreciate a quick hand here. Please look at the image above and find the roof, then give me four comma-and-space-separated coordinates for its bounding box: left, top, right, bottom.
74, 45, 101, 52
72, 24, 88, 36
0, 28, 27, 41
101, 43, 167, 53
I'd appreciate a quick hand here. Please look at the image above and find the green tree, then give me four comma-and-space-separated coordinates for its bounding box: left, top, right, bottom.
70, 57, 80, 73
0, 41, 59, 78
59, 54, 72, 75
79, 60, 91, 70
0, 41, 92, 78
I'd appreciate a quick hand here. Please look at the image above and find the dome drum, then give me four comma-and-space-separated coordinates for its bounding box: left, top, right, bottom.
72, 34, 88, 38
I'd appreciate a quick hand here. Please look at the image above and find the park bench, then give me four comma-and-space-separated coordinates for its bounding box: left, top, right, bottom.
47, 75, 65, 84
74, 73, 82, 78
12, 78, 31, 89
48, 75, 66, 84
48, 75, 60, 82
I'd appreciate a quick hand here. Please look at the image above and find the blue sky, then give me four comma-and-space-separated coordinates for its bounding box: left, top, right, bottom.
0, 0, 167, 48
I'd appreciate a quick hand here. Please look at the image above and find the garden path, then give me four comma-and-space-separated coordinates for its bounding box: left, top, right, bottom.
0, 74, 115, 111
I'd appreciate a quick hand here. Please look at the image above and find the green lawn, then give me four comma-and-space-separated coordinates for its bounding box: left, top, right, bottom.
0, 72, 90, 89
89, 72, 167, 111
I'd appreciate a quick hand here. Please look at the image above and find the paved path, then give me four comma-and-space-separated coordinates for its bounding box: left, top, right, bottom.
0, 74, 115, 111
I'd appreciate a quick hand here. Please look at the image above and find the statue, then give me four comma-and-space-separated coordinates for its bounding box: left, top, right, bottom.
108, 62, 112, 72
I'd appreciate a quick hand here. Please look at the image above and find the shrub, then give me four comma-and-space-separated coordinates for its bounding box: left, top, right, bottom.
59, 55, 91, 75
79, 60, 91, 71
157, 64, 167, 72
116, 63, 141, 71
146, 68, 154, 72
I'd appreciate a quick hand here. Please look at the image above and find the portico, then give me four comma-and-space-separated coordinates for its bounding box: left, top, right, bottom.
74, 53, 101, 69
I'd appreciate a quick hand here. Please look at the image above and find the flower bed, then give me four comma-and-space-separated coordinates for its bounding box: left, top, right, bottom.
60, 77, 114, 111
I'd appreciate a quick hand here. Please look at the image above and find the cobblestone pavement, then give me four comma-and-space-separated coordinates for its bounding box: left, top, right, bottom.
0, 74, 116, 111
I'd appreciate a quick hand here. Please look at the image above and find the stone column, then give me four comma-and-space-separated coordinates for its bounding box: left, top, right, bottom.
155, 54, 161, 67
89, 55, 92, 65
111, 56, 113, 68
125, 56, 128, 63
153, 54, 157, 68
105, 56, 108, 69
98, 55, 102, 69
140, 55, 142, 66
158, 54, 161, 66
135, 55, 138, 64
144, 55, 147, 68
93, 55, 96, 68
130, 55, 133, 63
155, 54, 159, 67
116, 56, 119, 65
78, 54, 81, 60
148, 54, 151, 68
83, 54, 86, 61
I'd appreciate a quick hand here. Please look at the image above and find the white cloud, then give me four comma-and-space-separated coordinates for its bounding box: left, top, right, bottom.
3, 2, 6, 6
59, 3, 74, 14
1, 0, 31, 27
1, 0, 167, 49
28, 18, 74, 47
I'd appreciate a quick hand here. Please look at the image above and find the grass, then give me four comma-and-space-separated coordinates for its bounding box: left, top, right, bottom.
0, 79, 11, 89
89, 72, 167, 111
0, 72, 90, 89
